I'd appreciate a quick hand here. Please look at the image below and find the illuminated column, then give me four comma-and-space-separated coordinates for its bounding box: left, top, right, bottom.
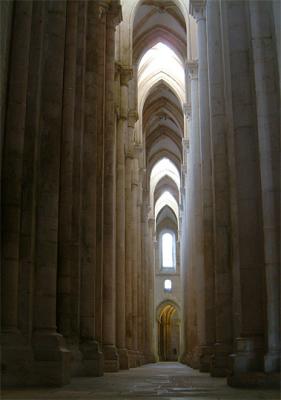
116, 65, 132, 370
206, 0, 232, 377
102, 2, 122, 372
125, 151, 134, 366
187, 60, 204, 368
190, 0, 215, 372
249, 0, 280, 373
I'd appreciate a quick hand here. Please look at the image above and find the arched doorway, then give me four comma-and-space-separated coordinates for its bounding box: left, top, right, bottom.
158, 303, 180, 361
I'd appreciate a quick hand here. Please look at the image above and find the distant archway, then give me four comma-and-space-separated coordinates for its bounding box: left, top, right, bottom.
158, 302, 180, 361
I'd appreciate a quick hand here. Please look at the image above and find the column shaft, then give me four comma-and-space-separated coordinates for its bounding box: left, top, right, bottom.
32, 1, 70, 386
206, 0, 233, 377
116, 69, 131, 369
57, 0, 78, 343
1, 0, 32, 334
223, 0, 265, 382
192, 1, 215, 371
102, 4, 121, 372
187, 61, 202, 368
125, 155, 133, 362
249, 0, 280, 373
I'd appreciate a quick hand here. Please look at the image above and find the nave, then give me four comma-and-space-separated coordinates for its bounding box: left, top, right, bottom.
2, 362, 280, 400
1, 0, 280, 391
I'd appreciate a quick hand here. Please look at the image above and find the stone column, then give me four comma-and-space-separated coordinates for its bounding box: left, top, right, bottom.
32, 1, 71, 386
137, 197, 144, 364
125, 151, 134, 366
142, 198, 153, 363
180, 136, 190, 364
222, 0, 265, 383
57, 0, 78, 362
137, 171, 145, 364
190, 0, 215, 372
116, 65, 132, 369
1, 1, 33, 387
102, 2, 121, 372
79, 0, 103, 377
94, 0, 108, 353
206, 0, 233, 377
249, 0, 280, 373
131, 156, 139, 366
71, 0, 87, 376
187, 60, 203, 368
148, 217, 157, 361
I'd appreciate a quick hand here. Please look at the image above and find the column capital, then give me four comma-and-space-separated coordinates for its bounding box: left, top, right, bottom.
120, 65, 133, 86
186, 60, 198, 80
189, 0, 206, 21
125, 141, 141, 159
182, 138, 190, 150
98, 1, 110, 19
183, 103, 192, 119
107, 2, 122, 27
128, 109, 139, 127
182, 163, 187, 176
148, 217, 155, 228
134, 142, 143, 155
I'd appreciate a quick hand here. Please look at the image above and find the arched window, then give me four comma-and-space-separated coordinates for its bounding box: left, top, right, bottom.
161, 231, 176, 269
164, 279, 172, 292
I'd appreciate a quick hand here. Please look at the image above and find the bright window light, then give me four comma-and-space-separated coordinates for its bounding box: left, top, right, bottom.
150, 158, 180, 196
162, 233, 173, 267
155, 191, 178, 222
138, 42, 184, 85
164, 279, 172, 291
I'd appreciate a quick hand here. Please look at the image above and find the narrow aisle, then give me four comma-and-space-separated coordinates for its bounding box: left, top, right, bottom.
2, 362, 279, 400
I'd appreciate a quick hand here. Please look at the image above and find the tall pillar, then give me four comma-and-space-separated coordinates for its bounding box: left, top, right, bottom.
190, 0, 215, 372
1, 1, 34, 387
143, 202, 155, 363
32, 1, 71, 386
94, 0, 107, 356
102, 2, 122, 372
131, 156, 139, 366
116, 65, 132, 369
125, 151, 134, 366
206, 0, 233, 377
57, 0, 79, 369
249, 0, 280, 373
137, 174, 145, 364
187, 60, 203, 368
180, 135, 190, 364
148, 217, 157, 361
79, 0, 103, 377
71, 0, 87, 376
221, 0, 265, 383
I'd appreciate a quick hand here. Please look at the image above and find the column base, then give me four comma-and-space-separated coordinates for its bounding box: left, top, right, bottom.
138, 352, 146, 366
66, 341, 83, 377
79, 340, 104, 376
103, 344, 119, 372
264, 351, 280, 373
210, 342, 232, 377
228, 337, 264, 374
144, 352, 156, 364
199, 345, 214, 372
1, 330, 33, 387
118, 348, 129, 369
32, 331, 71, 386
179, 352, 188, 364
128, 349, 137, 368
228, 372, 280, 389
185, 349, 200, 369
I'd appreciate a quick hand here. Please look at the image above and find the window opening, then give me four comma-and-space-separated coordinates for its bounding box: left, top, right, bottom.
164, 279, 172, 292
162, 232, 174, 268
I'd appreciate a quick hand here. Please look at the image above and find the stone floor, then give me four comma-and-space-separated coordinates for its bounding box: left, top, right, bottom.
1, 362, 280, 400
